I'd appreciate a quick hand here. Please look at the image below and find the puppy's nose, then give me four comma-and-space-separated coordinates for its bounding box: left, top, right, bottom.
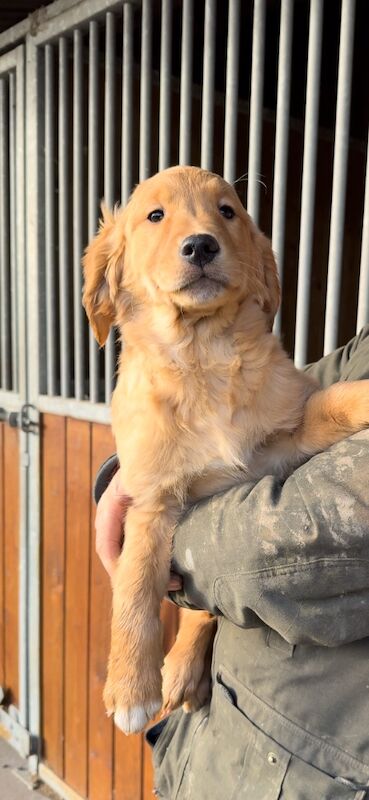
180, 234, 220, 267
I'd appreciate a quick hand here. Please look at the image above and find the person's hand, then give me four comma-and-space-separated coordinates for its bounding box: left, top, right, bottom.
95, 468, 183, 592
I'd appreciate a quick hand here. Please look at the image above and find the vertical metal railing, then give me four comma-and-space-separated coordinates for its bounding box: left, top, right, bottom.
44, 44, 57, 397
121, 2, 134, 205
104, 12, 116, 402
294, 0, 324, 368
73, 29, 85, 401
58, 36, 71, 398
140, 0, 153, 180
223, 0, 240, 184
9, 71, 18, 392
88, 20, 100, 403
247, 0, 266, 225
0, 78, 10, 390
159, 0, 172, 172
179, 0, 193, 166
272, 0, 294, 336
323, 0, 356, 354
201, 0, 216, 171
357, 127, 369, 333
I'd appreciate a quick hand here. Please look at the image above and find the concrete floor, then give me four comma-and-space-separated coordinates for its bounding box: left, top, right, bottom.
0, 738, 59, 799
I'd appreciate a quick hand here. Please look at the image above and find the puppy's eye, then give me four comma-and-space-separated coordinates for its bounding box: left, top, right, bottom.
148, 209, 164, 223
219, 205, 235, 220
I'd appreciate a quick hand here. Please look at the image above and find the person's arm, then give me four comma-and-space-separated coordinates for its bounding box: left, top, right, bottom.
167, 326, 369, 645
170, 428, 369, 646
303, 323, 369, 386
94, 458, 182, 591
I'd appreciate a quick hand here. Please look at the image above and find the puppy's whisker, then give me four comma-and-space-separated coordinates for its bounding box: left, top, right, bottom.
233, 173, 268, 201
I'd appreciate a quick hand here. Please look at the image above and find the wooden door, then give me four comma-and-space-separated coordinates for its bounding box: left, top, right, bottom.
41, 414, 179, 799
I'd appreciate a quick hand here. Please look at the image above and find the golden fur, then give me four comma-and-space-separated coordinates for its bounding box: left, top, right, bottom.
83, 166, 369, 734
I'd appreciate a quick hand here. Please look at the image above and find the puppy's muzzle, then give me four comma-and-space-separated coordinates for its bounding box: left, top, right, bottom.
180, 234, 220, 268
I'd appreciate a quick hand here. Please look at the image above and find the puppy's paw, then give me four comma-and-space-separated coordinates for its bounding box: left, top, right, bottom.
114, 700, 162, 735
161, 648, 210, 714
104, 656, 163, 733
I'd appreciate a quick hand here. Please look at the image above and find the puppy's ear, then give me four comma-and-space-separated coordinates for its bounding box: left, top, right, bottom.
82, 206, 124, 345
259, 233, 281, 328
249, 223, 280, 329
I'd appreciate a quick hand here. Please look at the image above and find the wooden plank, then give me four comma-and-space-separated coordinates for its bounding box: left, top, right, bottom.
104, 428, 143, 800
114, 729, 142, 800
64, 419, 91, 797
142, 602, 179, 800
41, 414, 66, 776
142, 735, 154, 800
0, 423, 4, 689
3, 424, 19, 706
88, 423, 115, 800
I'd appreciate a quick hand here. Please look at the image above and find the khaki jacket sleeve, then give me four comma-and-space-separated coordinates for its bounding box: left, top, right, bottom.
171, 431, 369, 645
170, 327, 369, 646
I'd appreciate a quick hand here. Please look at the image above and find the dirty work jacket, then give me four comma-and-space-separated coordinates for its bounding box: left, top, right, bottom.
95, 328, 369, 800
151, 326, 369, 800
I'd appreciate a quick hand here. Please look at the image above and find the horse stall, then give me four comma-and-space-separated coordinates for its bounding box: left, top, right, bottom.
0, 0, 368, 798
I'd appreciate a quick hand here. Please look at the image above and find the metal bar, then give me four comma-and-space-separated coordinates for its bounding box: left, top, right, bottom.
9, 70, 18, 392
14, 46, 26, 405
0, 78, 10, 390
13, 46, 28, 734
294, 0, 324, 368
201, 0, 216, 171
38, 394, 111, 425
139, 0, 153, 180
104, 14, 116, 209
223, 0, 241, 183
179, 0, 194, 166
25, 36, 43, 771
0, 51, 28, 77
88, 20, 100, 402
159, 0, 172, 171
45, 44, 57, 396
73, 30, 85, 401
323, 0, 356, 355
247, 0, 266, 224
357, 127, 369, 332
104, 12, 116, 402
121, 2, 134, 204
0, 389, 23, 413
272, 0, 294, 336
58, 37, 70, 397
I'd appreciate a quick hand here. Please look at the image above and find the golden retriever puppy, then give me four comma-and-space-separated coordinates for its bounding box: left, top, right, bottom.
83, 166, 369, 734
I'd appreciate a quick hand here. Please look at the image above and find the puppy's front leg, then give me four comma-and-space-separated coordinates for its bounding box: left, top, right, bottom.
162, 609, 217, 713
104, 502, 178, 734
295, 379, 369, 455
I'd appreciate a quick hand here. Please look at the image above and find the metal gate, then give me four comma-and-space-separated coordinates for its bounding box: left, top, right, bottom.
0, 42, 32, 760
0, 0, 368, 798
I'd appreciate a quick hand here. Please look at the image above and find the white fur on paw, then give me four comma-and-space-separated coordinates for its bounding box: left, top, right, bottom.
114, 700, 161, 735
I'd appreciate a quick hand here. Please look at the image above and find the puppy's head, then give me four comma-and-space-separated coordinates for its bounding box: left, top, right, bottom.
83, 166, 280, 343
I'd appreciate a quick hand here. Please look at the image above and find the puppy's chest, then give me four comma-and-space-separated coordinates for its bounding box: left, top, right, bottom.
157, 360, 256, 465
